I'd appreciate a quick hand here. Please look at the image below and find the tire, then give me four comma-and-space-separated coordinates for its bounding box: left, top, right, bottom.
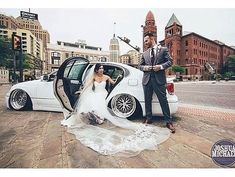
9, 89, 32, 111
111, 94, 136, 118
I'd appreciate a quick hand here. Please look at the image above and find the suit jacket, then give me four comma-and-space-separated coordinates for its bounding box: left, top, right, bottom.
139, 47, 173, 86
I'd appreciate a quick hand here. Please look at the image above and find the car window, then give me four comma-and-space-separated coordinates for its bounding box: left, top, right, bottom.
112, 68, 123, 80
63, 62, 74, 78
104, 65, 124, 80
83, 64, 94, 81
67, 60, 87, 80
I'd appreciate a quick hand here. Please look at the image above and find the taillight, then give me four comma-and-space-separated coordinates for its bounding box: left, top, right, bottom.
166, 83, 174, 95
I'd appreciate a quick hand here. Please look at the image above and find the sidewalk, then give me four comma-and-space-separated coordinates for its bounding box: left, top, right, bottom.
177, 103, 235, 122
174, 80, 235, 85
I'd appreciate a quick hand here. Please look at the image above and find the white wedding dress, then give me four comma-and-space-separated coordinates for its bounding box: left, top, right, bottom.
61, 69, 171, 157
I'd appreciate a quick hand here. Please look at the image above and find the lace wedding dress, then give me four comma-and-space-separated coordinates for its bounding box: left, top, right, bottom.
61, 68, 171, 157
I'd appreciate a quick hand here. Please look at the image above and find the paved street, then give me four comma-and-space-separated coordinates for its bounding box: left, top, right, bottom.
0, 83, 235, 168
175, 81, 235, 110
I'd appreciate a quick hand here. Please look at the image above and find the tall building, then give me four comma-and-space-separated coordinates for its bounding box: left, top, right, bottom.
142, 11, 157, 51
0, 11, 50, 48
46, 40, 110, 72
16, 11, 50, 48
109, 34, 120, 62
164, 13, 182, 66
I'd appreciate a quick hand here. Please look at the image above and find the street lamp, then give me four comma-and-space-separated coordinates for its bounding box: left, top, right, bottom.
141, 25, 144, 52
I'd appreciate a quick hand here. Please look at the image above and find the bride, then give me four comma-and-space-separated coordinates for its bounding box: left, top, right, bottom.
61, 63, 171, 156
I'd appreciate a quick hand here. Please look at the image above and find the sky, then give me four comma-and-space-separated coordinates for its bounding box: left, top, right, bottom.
0, 8, 235, 55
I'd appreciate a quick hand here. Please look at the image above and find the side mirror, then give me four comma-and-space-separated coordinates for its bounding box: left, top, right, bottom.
48, 74, 55, 81
41, 74, 49, 81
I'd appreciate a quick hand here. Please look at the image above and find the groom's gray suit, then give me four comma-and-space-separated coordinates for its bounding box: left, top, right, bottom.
139, 46, 173, 123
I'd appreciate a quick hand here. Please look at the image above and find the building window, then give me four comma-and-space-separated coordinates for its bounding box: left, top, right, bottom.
51, 52, 60, 57
185, 40, 188, 46
177, 50, 180, 56
65, 53, 69, 58
51, 52, 60, 65
52, 59, 60, 65
185, 59, 188, 64
185, 49, 188, 55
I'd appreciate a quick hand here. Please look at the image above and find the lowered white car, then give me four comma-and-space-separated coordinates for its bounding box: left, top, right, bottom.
5, 71, 62, 112
6, 57, 178, 119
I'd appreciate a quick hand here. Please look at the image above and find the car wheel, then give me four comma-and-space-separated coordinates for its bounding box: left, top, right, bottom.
9, 89, 32, 111
111, 94, 136, 118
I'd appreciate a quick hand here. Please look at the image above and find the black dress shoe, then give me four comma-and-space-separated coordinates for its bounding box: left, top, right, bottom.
146, 119, 153, 124
166, 122, 176, 133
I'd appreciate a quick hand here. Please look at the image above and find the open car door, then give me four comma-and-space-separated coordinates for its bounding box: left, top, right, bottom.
53, 57, 89, 113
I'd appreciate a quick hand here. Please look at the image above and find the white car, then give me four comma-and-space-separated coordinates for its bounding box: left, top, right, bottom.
5, 71, 62, 112
6, 57, 178, 119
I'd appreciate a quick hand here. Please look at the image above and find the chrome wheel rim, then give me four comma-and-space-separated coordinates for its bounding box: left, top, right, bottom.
10, 89, 27, 110
111, 94, 136, 118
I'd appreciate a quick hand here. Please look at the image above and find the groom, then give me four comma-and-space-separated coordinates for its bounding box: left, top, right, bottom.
139, 33, 176, 133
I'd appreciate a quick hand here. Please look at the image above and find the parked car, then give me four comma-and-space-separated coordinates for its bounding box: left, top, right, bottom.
6, 57, 178, 119
54, 57, 178, 118
5, 71, 62, 112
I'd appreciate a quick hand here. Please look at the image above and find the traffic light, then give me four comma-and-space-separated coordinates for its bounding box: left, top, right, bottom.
12, 34, 22, 51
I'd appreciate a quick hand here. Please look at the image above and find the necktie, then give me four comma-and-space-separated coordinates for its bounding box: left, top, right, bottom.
151, 47, 155, 66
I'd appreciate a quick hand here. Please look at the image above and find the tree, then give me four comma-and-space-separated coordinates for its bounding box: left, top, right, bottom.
171, 65, 185, 74
0, 37, 14, 69
223, 55, 235, 74
0, 37, 34, 70
225, 71, 234, 79
23, 54, 34, 69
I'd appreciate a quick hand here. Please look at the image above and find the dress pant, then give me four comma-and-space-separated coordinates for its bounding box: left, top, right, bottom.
143, 73, 172, 124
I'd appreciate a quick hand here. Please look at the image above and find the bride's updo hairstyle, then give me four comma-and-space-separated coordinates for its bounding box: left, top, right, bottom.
94, 63, 102, 73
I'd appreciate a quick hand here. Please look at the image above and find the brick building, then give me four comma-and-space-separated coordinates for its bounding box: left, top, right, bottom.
142, 11, 157, 52
0, 12, 50, 49
0, 14, 22, 30
143, 11, 235, 80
